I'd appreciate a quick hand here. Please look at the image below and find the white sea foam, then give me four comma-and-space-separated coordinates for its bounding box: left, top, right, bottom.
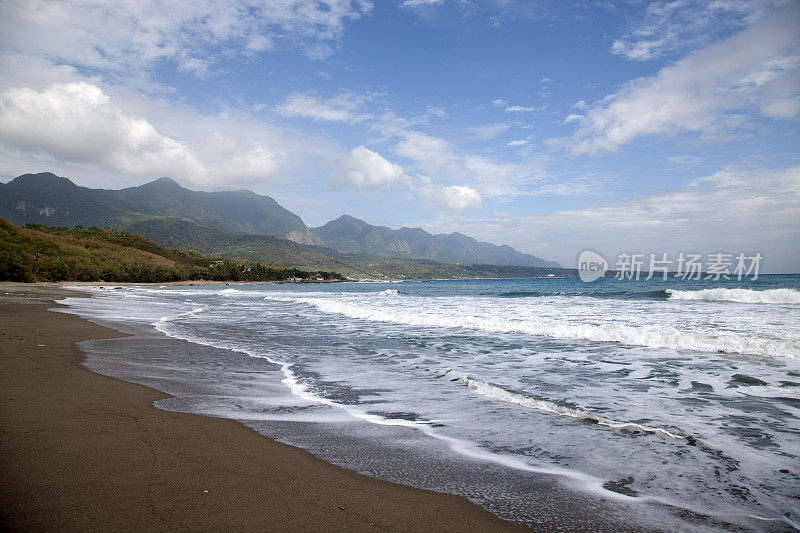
59, 283, 800, 524
377, 289, 399, 296
441, 369, 687, 440
145, 305, 639, 499
666, 288, 800, 305
265, 295, 800, 358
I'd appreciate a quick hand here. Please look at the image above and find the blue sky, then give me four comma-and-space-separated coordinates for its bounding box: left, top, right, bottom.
0, 0, 798, 271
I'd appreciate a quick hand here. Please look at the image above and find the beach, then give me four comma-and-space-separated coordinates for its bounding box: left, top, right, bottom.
4, 279, 798, 532
0, 283, 521, 532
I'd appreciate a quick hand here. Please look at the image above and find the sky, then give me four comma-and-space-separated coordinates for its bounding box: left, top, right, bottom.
0, 0, 798, 272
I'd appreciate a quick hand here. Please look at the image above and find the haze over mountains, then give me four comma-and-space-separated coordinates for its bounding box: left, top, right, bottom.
0, 172, 560, 274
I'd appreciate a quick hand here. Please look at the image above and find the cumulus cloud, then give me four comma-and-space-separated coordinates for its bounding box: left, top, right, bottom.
565, 3, 800, 154
333, 143, 481, 211
0, 82, 206, 181
417, 177, 482, 210
394, 129, 547, 198
336, 145, 405, 188
199, 134, 280, 183
0, 0, 373, 76
0, 82, 297, 187
394, 130, 454, 166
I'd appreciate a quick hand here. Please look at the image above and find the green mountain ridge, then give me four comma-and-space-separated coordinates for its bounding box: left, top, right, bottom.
124, 217, 371, 277
124, 217, 571, 280
0, 217, 341, 283
0, 172, 563, 277
0, 173, 311, 239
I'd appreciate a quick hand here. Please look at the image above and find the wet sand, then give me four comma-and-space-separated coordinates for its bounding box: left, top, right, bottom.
0, 283, 523, 531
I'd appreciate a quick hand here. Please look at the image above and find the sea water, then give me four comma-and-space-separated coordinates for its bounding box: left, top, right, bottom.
57, 276, 800, 531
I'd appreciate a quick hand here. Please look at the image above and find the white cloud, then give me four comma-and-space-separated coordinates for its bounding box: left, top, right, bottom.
0, 82, 207, 182
506, 139, 528, 146
401, 0, 443, 7
563, 113, 584, 124
333, 143, 482, 211
394, 129, 547, 197
0, 82, 316, 188
609, 0, 787, 61
425, 105, 447, 118
199, 134, 280, 183
276, 93, 370, 122
666, 154, 704, 165
492, 98, 508, 106
543, 166, 800, 247
420, 165, 800, 272
0, 0, 373, 78
504, 105, 540, 113
0, 0, 377, 189
417, 177, 482, 210
468, 122, 512, 140
566, 3, 800, 154
336, 145, 405, 188
394, 130, 454, 165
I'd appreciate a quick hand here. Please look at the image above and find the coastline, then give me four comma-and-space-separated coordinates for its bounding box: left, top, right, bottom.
0, 283, 522, 531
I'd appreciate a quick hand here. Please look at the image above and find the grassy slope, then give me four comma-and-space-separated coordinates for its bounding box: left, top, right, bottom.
123, 217, 374, 277
0, 218, 341, 283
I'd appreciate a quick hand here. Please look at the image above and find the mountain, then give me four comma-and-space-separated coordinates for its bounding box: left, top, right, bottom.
0, 172, 316, 242
124, 217, 370, 276
0, 172, 560, 270
315, 215, 560, 268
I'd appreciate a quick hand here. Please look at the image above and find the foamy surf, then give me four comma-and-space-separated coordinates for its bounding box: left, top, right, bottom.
440, 369, 689, 441
142, 303, 642, 502
58, 280, 800, 531
264, 294, 800, 359
666, 288, 800, 305
377, 289, 399, 296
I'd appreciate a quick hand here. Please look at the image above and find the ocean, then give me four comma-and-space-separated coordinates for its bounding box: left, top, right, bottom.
57, 275, 800, 531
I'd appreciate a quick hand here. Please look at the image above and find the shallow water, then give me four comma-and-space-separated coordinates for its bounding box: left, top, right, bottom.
58, 276, 800, 531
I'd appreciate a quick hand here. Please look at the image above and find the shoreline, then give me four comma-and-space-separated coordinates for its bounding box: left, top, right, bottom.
0, 283, 522, 531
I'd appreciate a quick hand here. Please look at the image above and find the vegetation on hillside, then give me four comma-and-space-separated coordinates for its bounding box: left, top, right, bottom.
124, 217, 370, 276
0, 218, 343, 283
1, 173, 562, 271
124, 217, 573, 280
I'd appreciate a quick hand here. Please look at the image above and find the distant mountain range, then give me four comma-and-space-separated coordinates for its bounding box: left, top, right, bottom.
0, 172, 561, 275
314, 215, 556, 267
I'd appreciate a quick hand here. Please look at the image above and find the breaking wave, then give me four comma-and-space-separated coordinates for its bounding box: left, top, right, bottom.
666, 288, 800, 305
377, 289, 399, 296
264, 295, 798, 358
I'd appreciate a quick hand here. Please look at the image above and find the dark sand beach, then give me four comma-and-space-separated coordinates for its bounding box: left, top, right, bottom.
0, 284, 522, 531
